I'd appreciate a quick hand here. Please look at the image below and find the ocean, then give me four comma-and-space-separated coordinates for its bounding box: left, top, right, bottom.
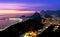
0, 19, 18, 29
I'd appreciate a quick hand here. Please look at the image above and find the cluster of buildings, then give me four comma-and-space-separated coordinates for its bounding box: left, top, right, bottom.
42, 16, 60, 25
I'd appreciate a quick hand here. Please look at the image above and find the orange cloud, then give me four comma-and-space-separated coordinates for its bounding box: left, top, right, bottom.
0, 10, 35, 14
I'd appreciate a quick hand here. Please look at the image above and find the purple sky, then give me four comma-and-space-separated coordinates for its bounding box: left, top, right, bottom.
0, 0, 60, 10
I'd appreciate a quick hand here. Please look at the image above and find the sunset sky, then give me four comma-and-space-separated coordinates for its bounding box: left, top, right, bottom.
0, 3, 35, 14
0, 0, 60, 14
0, 10, 35, 14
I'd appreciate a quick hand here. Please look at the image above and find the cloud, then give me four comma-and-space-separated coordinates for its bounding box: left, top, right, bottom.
0, 3, 59, 10
0, 3, 28, 10
0, 3, 46, 10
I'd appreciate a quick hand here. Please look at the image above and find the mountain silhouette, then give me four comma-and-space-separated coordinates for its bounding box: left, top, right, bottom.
30, 12, 43, 22
40, 10, 60, 17
44, 13, 52, 18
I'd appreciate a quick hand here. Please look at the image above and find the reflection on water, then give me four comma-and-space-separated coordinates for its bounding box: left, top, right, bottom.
0, 19, 17, 29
